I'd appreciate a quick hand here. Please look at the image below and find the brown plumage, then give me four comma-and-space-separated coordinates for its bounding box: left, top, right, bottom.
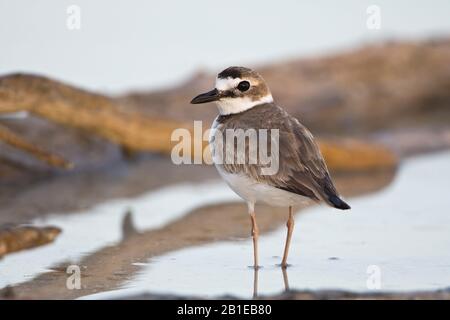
212, 103, 350, 209
191, 66, 350, 269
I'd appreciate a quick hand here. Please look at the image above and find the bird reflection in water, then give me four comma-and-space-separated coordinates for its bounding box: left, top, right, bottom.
252, 266, 291, 299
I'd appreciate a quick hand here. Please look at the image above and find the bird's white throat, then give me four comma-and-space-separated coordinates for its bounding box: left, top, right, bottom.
215, 95, 273, 115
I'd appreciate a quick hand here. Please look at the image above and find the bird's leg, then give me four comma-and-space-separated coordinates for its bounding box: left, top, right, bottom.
282, 267, 290, 291
249, 210, 260, 269
253, 267, 259, 299
281, 206, 295, 268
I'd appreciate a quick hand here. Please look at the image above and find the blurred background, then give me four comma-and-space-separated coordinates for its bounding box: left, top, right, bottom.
2, 0, 450, 93
0, 1, 449, 299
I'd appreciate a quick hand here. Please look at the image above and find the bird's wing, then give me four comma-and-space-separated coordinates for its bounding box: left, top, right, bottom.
270, 115, 339, 203
218, 105, 339, 203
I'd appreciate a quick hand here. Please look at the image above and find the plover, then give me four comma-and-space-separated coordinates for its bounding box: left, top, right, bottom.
191, 66, 350, 269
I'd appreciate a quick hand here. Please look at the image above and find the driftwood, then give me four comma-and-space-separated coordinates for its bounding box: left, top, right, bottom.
2, 39, 449, 170
0, 124, 72, 169
0, 225, 61, 257
0, 74, 396, 172
0, 74, 189, 155
122, 39, 450, 134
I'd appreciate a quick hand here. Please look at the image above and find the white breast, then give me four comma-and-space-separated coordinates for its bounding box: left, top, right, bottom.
215, 165, 308, 208
210, 116, 309, 208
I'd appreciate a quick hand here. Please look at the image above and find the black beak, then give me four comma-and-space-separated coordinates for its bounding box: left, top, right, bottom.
190, 88, 220, 104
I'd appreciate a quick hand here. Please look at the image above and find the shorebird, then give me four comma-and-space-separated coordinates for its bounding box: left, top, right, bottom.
191, 66, 350, 269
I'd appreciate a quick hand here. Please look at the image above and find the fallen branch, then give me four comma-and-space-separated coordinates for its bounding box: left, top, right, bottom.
0, 124, 72, 169
0, 73, 397, 172
0, 225, 62, 257
0, 74, 190, 154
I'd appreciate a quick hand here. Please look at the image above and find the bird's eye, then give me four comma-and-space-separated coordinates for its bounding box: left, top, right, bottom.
237, 81, 250, 92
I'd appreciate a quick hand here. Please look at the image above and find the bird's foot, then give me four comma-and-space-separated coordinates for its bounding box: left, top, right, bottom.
278, 263, 292, 269
248, 265, 262, 270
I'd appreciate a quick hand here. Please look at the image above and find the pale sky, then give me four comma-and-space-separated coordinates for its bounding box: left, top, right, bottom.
1, 0, 449, 93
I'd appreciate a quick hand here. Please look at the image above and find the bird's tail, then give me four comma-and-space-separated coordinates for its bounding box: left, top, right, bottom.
316, 174, 351, 210
328, 195, 351, 210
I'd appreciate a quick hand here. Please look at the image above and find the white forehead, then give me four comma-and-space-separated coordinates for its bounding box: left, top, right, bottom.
215, 77, 242, 91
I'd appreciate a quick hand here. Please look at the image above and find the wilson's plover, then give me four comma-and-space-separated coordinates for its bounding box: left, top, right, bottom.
191, 66, 350, 269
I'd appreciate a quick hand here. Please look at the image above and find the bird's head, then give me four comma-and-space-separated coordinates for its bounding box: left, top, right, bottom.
190, 66, 273, 115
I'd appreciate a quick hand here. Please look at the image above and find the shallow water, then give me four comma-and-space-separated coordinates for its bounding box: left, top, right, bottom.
81, 151, 450, 299
0, 182, 240, 289
1, 152, 449, 299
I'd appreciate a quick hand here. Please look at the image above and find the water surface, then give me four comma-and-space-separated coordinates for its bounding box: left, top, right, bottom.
1, 152, 448, 299
82, 152, 450, 299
